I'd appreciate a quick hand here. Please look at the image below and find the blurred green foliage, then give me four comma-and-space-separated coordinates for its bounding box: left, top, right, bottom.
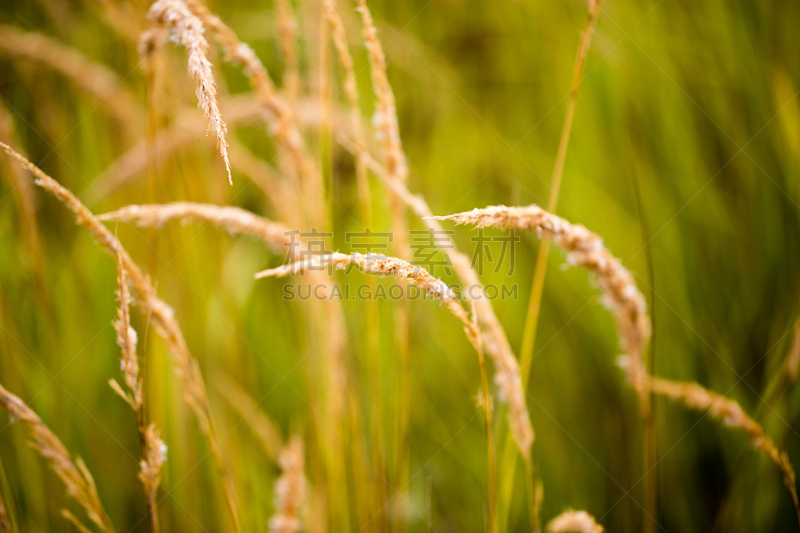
1, 0, 800, 531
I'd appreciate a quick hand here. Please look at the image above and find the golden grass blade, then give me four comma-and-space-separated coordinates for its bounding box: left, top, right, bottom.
216, 376, 284, 463
0, 142, 240, 532
147, 0, 232, 184
519, 0, 603, 389
268, 436, 306, 533
337, 6, 411, 525
61, 510, 97, 533
545, 509, 603, 533
0, 384, 115, 532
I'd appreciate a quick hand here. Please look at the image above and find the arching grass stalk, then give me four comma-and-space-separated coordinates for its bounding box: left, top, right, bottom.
433, 203, 800, 528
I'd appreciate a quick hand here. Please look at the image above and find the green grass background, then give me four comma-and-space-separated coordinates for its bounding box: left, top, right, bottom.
1, 0, 800, 531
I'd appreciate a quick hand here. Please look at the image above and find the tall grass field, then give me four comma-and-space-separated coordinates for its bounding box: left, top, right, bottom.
1, 0, 799, 531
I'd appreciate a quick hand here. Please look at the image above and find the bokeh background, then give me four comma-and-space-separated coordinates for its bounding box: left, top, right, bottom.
1, 0, 800, 531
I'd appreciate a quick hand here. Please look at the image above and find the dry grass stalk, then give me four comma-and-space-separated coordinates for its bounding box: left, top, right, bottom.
354, 0, 407, 187
546, 509, 603, 533
354, 0, 410, 289
274, 0, 300, 100
347, 10, 427, 522
138, 424, 167, 530
649, 376, 800, 522
434, 204, 800, 526
0, 142, 240, 532
0, 384, 115, 532
323, 0, 372, 225
108, 252, 165, 532
0, 25, 143, 132
216, 377, 284, 462
182, 0, 322, 216
147, 0, 232, 184
256, 252, 482, 349
99, 202, 293, 250
337, 137, 535, 459
109, 253, 143, 413
269, 436, 306, 533
430, 205, 651, 401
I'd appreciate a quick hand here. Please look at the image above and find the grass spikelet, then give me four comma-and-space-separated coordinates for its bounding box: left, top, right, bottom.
649, 376, 800, 523
274, 0, 300, 100
323, 0, 372, 224
546, 509, 603, 533
354, 0, 407, 186
147, 0, 232, 184
138, 424, 167, 530
430, 205, 651, 400
99, 202, 292, 250
181, 0, 325, 222
0, 142, 240, 533
256, 252, 480, 347
108, 251, 164, 532
268, 436, 306, 533
0, 384, 115, 532
109, 252, 142, 412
